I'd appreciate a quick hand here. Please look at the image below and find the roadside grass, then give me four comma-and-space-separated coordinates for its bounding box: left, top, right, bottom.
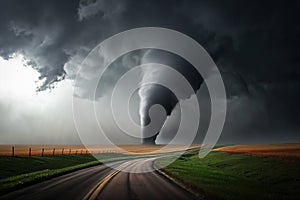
0, 155, 98, 179
0, 153, 137, 194
0, 154, 101, 194
155, 151, 300, 200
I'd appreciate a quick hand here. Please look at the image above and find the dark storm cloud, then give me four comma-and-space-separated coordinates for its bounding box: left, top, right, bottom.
0, 0, 299, 143
0, 0, 126, 90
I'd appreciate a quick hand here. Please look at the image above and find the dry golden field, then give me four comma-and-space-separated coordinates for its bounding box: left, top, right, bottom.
0, 144, 200, 156
0, 145, 87, 156
214, 144, 300, 159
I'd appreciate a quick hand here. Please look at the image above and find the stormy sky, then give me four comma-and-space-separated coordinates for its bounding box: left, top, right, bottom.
0, 0, 299, 144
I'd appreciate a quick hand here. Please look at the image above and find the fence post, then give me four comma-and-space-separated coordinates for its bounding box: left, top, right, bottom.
52, 148, 55, 156
75, 150, 77, 155
62, 148, 64, 155
29, 147, 31, 157
12, 146, 14, 157
86, 150, 88, 154
41, 148, 44, 157
69, 149, 71, 155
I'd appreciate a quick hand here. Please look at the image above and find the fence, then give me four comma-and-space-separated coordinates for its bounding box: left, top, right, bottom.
0, 145, 120, 157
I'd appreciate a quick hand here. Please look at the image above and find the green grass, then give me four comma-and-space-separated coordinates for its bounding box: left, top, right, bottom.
155, 152, 300, 200
0, 154, 101, 194
0, 153, 139, 194
0, 155, 98, 179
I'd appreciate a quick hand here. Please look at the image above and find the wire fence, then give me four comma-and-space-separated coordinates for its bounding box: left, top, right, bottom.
0, 144, 194, 157
0, 145, 120, 157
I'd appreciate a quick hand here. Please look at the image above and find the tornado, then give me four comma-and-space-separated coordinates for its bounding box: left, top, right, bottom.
139, 85, 178, 144
138, 50, 203, 144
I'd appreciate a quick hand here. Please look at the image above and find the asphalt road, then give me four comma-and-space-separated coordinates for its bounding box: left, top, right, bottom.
0, 157, 198, 200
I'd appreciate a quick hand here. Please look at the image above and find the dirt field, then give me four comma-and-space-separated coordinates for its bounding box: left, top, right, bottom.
214, 144, 300, 159
0, 144, 200, 156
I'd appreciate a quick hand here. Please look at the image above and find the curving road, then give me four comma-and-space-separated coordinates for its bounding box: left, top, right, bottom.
0, 157, 198, 200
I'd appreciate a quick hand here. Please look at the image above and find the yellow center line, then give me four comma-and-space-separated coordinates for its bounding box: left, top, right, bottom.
82, 161, 132, 200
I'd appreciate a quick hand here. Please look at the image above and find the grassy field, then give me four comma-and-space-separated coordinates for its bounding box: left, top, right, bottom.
0, 154, 109, 179
155, 151, 300, 200
0, 154, 100, 194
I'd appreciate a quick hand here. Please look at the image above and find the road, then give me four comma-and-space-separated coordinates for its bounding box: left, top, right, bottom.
0, 157, 198, 200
